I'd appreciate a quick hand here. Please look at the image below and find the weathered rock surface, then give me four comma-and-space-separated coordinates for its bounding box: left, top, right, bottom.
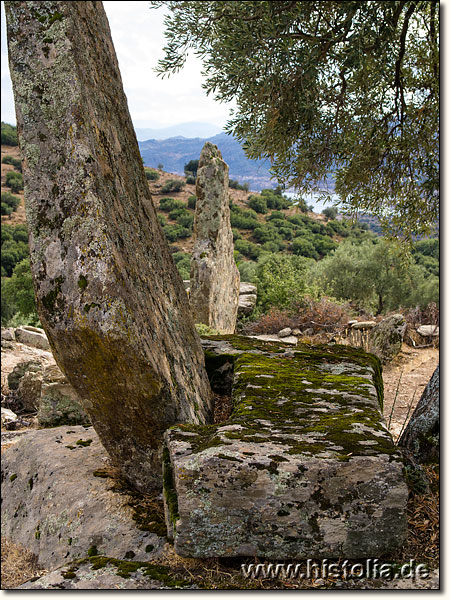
249, 334, 298, 345
351, 321, 377, 330
164, 336, 408, 559
1, 327, 15, 341
368, 314, 407, 363
15, 326, 51, 351
6, 1, 212, 490
38, 364, 90, 427
278, 327, 292, 338
190, 142, 240, 333
239, 282, 257, 295
398, 365, 439, 463
417, 325, 439, 337
1, 426, 167, 570
1, 407, 18, 427
238, 294, 257, 316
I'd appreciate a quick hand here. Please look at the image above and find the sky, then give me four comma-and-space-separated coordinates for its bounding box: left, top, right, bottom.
0, 0, 235, 129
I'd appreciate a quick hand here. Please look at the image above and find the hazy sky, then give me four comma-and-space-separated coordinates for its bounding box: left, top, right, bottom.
0, 1, 235, 128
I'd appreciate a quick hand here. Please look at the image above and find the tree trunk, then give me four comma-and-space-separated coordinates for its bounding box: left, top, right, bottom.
398, 365, 439, 464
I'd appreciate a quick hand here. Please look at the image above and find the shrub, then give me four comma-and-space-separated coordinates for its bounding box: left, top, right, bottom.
1, 122, 18, 146
172, 252, 191, 279
159, 197, 185, 212
1, 192, 21, 215
163, 224, 191, 242
169, 208, 194, 229
157, 213, 167, 227
230, 205, 258, 230
229, 179, 249, 190
144, 168, 160, 181
2, 155, 22, 172
292, 237, 319, 259
186, 175, 196, 184
5, 171, 23, 194
248, 195, 268, 214
266, 211, 285, 221
234, 238, 261, 260
161, 179, 185, 193
1, 224, 29, 277
184, 159, 199, 178
322, 206, 338, 220
1, 258, 38, 326
187, 195, 197, 209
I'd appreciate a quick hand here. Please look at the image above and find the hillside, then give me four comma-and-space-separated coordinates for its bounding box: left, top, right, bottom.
139, 132, 274, 190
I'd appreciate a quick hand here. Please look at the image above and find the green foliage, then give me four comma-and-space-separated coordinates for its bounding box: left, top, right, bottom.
185, 175, 196, 184
234, 238, 261, 260
144, 167, 160, 181
1, 192, 21, 215
1, 122, 18, 146
163, 224, 191, 242
169, 207, 194, 229
253, 253, 315, 313
1, 258, 38, 325
152, 1, 439, 240
322, 207, 338, 220
292, 237, 319, 260
159, 197, 185, 212
5, 171, 23, 194
2, 154, 22, 172
172, 251, 191, 279
248, 194, 268, 214
184, 159, 199, 177
161, 179, 185, 193
1, 224, 29, 277
311, 239, 439, 314
230, 205, 258, 230
229, 179, 249, 191
187, 195, 197, 209
260, 188, 292, 210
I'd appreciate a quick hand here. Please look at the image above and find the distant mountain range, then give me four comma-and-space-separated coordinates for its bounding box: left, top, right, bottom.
134, 122, 223, 141
138, 132, 275, 190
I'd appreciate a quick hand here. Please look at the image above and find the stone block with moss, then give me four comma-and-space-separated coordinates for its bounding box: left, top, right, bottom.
164, 335, 408, 559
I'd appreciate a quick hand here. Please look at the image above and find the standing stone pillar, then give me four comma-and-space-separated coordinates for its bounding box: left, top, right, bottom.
5, 1, 212, 491
190, 142, 240, 333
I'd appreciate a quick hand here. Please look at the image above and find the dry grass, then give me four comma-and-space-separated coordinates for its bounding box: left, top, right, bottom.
1, 538, 45, 589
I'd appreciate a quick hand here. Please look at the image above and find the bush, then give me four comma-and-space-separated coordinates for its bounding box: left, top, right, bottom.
187, 195, 197, 209
186, 175, 196, 185
5, 171, 24, 194
172, 251, 191, 279
1, 258, 38, 326
157, 213, 167, 227
2, 155, 22, 172
229, 179, 249, 190
184, 159, 199, 178
260, 188, 292, 209
234, 238, 261, 260
322, 206, 338, 220
1, 192, 21, 215
1, 224, 29, 277
163, 224, 191, 242
292, 237, 319, 259
169, 208, 194, 229
161, 179, 185, 193
230, 205, 258, 230
144, 168, 160, 181
1, 122, 18, 146
159, 197, 185, 212
253, 253, 315, 313
266, 211, 285, 221
248, 194, 268, 214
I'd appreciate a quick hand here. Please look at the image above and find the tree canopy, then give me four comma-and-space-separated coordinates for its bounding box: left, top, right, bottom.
150, 1, 439, 239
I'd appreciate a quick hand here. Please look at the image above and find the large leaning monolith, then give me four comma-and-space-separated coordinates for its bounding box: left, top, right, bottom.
5, 1, 212, 491
190, 142, 240, 333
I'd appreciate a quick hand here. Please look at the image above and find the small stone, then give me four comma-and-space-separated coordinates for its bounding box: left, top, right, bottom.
417, 325, 439, 337
1, 328, 15, 341
1, 407, 17, 426
368, 314, 406, 363
278, 327, 292, 338
238, 294, 257, 316
15, 327, 50, 351
37, 365, 90, 427
303, 328, 314, 336
239, 282, 257, 295
292, 328, 301, 336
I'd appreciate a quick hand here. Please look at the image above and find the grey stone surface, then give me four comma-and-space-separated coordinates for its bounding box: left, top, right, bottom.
249, 334, 298, 345
6, 1, 212, 491
238, 294, 257, 316
278, 327, 292, 338
1, 327, 15, 341
239, 282, 257, 295
190, 142, 240, 333
368, 314, 407, 363
15, 327, 50, 351
1, 426, 167, 570
164, 337, 408, 559
417, 325, 439, 337
37, 364, 90, 427
1, 407, 18, 426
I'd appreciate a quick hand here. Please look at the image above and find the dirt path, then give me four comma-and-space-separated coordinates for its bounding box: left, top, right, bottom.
382, 344, 439, 442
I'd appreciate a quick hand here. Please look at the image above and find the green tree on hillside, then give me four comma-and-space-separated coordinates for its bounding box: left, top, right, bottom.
1, 122, 18, 146
151, 1, 439, 240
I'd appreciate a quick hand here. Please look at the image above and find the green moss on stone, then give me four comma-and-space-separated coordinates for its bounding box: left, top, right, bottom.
9, 474, 17, 482
163, 445, 179, 528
